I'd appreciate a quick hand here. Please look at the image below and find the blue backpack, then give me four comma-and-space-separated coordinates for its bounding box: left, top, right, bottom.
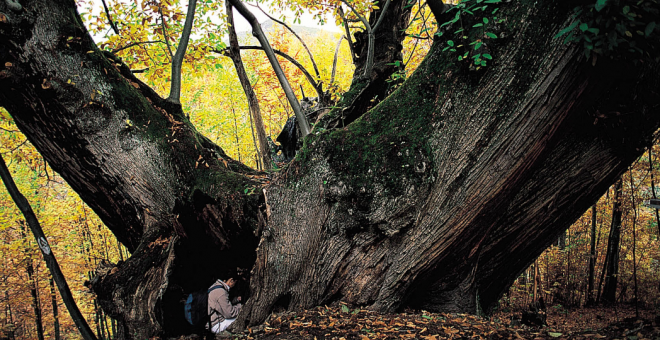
184, 285, 224, 328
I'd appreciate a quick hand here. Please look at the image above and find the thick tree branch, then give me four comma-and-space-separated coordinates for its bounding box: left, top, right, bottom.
167, 0, 197, 104
101, 0, 119, 35
227, 0, 311, 137
0, 155, 98, 340
250, 2, 321, 79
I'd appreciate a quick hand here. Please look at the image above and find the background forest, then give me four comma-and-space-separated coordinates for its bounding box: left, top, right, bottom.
0, 0, 657, 339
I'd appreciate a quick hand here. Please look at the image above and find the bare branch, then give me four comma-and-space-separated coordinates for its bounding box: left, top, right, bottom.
111, 40, 164, 53
219, 46, 323, 100
167, 0, 198, 104
159, 6, 174, 58
227, 0, 310, 137
249, 2, 321, 79
131, 68, 149, 74
101, 0, 119, 35
331, 36, 346, 85
0, 126, 20, 133
338, 6, 356, 63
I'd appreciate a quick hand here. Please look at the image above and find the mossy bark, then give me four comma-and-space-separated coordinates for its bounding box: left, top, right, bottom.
0, 0, 659, 339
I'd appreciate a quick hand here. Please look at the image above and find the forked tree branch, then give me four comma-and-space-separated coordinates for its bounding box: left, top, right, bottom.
249, 2, 321, 79
340, 0, 392, 78
227, 0, 310, 137
167, 0, 198, 104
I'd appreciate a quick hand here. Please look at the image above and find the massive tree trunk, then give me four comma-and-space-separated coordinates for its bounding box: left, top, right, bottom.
1, 0, 659, 338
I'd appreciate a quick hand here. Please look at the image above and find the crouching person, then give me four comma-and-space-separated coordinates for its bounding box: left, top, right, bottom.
208, 277, 242, 333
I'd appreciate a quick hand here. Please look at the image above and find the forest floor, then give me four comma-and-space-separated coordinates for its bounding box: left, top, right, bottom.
205, 304, 659, 340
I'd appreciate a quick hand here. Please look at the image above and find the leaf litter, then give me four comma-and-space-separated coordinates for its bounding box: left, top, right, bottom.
185, 305, 659, 340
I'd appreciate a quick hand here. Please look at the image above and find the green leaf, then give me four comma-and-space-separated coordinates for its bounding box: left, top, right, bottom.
623, 5, 630, 15
422, 315, 433, 320
475, 41, 483, 50
440, 12, 461, 27
473, 23, 484, 27
595, 0, 608, 12
492, 8, 499, 14
587, 28, 600, 35
341, 304, 350, 313
483, 17, 489, 24
554, 21, 579, 39
486, 32, 498, 38
447, 40, 455, 46
579, 23, 589, 32
548, 332, 563, 338
645, 21, 656, 36
483, 53, 492, 59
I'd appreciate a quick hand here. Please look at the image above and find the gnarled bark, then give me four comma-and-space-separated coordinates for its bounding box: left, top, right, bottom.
0, 0, 659, 338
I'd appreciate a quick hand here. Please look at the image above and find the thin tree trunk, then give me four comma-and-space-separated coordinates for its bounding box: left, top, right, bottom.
49, 276, 61, 340
649, 148, 660, 238
0, 155, 98, 340
230, 98, 242, 163
532, 260, 538, 302
587, 205, 597, 305
628, 172, 639, 318
601, 180, 623, 304
20, 225, 44, 340
5, 290, 15, 340
225, 1, 272, 168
